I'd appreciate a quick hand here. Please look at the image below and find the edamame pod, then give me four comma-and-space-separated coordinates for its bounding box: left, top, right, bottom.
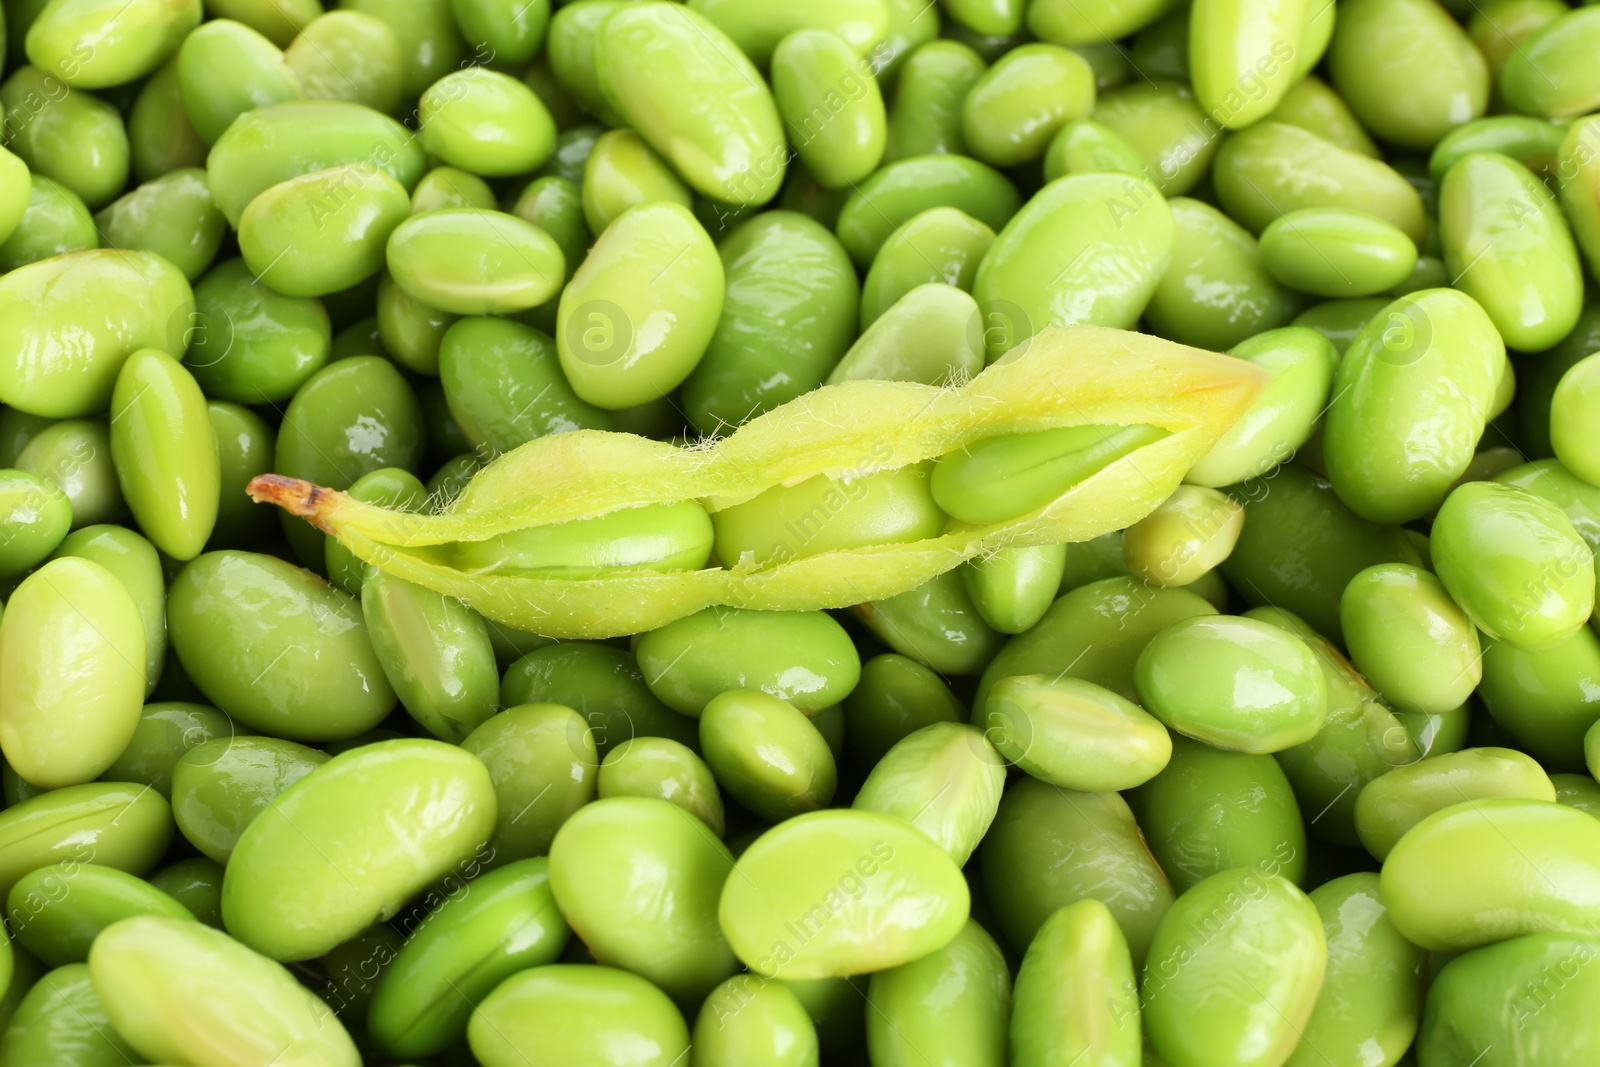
868, 919, 1011, 1067
90, 916, 359, 1067
1142, 868, 1326, 1067
973, 173, 1174, 358
595, 4, 787, 205
0, 250, 193, 418
1381, 797, 1600, 951
719, 809, 969, 979
326, 467, 426, 593
222, 739, 496, 961
1010, 899, 1140, 1067
0, 558, 144, 788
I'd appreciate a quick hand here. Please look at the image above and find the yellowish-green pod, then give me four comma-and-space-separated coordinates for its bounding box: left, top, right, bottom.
851, 722, 1006, 866
556, 200, 723, 410
1283, 873, 1426, 1067
1440, 151, 1584, 353
1187, 0, 1304, 129
1010, 898, 1140, 1067
973, 173, 1174, 359
580, 128, 691, 235
771, 29, 886, 190
595, 4, 788, 205
282, 10, 403, 112
25, 0, 200, 88
0, 249, 193, 418
867, 919, 1011, 1067
983, 675, 1172, 792
1355, 746, 1555, 861
0, 557, 145, 788
252, 327, 1261, 640
89, 916, 360, 1067
239, 163, 411, 299
108, 349, 219, 561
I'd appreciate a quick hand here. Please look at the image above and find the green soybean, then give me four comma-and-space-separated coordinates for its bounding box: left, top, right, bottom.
0, 176, 95, 273
1010, 898, 1140, 1067
597, 736, 724, 835
771, 29, 887, 189
852, 722, 1005, 866
1, 67, 129, 209
7, 864, 192, 967
693, 974, 821, 1067
282, 10, 403, 113
1259, 208, 1419, 299
1501, 6, 1600, 118
982, 674, 1172, 791
175, 19, 301, 146
0, 469, 69, 578
0, 782, 173, 899
1340, 563, 1483, 715
500, 643, 699, 754
700, 689, 837, 821
468, 964, 690, 1067
868, 918, 1011, 1067
171, 736, 329, 863
461, 702, 598, 863
835, 154, 1021, 267
1355, 746, 1555, 861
